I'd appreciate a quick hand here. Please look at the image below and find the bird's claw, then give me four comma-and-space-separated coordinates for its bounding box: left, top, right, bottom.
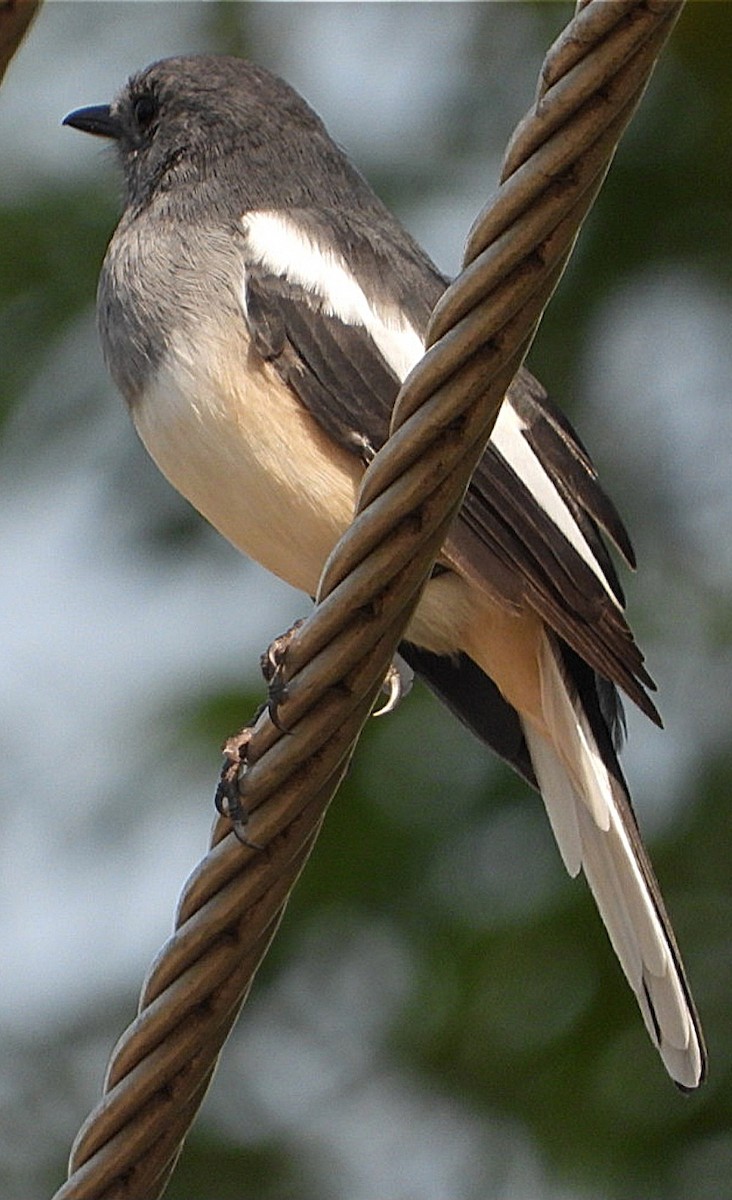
215, 728, 262, 847
261, 619, 305, 731
373, 655, 414, 718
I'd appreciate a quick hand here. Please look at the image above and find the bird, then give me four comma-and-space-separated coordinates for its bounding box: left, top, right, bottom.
63, 54, 706, 1089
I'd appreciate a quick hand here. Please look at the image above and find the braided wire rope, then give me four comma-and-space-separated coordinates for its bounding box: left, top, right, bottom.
54, 2, 683, 1196
0, 0, 42, 84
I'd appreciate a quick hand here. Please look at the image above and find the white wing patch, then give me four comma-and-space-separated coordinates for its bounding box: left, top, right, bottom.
242, 210, 424, 382
491, 404, 621, 607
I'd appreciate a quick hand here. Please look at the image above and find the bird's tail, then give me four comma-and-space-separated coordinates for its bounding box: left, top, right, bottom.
521, 632, 706, 1090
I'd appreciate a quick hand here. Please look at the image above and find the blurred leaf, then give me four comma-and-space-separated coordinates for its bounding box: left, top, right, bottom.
0, 186, 116, 421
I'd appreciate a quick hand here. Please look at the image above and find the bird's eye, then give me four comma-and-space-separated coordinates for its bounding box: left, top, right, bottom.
132, 92, 158, 132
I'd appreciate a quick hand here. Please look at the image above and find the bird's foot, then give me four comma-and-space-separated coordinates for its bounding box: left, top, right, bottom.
215, 726, 262, 847
261, 618, 306, 730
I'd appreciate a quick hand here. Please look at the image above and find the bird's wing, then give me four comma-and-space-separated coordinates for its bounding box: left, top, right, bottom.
241, 206, 654, 723
448, 368, 659, 724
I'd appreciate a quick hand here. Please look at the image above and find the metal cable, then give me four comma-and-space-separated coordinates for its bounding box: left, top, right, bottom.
0, 0, 41, 84
54, 3, 683, 1196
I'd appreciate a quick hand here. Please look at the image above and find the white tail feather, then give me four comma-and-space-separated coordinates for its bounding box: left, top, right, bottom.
537, 635, 611, 831
525, 633, 704, 1089
522, 726, 582, 878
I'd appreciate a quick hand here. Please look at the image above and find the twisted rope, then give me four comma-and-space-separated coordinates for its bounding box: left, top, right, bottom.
55, 3, 683, 1196
0, 0, 41, 83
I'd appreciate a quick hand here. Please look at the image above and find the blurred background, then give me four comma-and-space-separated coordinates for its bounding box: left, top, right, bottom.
1, 4, 731, 1198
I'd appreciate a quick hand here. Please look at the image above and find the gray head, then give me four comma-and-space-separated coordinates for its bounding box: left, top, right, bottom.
64, 55, 436, 403
63, 55, 378, 218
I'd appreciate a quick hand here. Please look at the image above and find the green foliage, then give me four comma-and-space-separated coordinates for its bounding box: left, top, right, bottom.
0, 186, 115, 422
166, 1134, 301, 1200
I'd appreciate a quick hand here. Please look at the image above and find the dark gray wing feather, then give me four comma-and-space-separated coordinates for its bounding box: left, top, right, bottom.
246, 268, 395, 456
241, 228, 658, 766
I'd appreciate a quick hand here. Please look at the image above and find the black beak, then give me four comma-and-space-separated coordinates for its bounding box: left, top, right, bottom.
63, 104, 121, 139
